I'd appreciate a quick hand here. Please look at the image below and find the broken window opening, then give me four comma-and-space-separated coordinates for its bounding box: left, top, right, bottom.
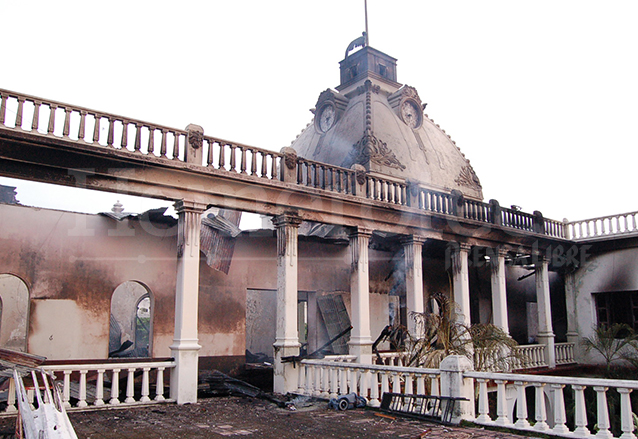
0, 273, 29, 352
109, 281, 153, 358
593, 291, 638, 336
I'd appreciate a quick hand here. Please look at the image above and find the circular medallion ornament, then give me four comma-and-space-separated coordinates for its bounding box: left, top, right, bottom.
317, 103, 336, 133
400, 100, 422, 129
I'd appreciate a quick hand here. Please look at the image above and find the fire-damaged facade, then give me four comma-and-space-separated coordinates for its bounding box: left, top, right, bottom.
0, 39, 636, 407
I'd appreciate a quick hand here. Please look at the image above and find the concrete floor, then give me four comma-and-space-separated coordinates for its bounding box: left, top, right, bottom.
1, 396, 539, 439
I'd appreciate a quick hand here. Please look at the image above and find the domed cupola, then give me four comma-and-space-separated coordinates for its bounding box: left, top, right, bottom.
290, 37, 483, 201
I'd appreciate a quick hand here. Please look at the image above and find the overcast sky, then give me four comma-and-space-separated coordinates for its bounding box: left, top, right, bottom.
2, 1, 637, 224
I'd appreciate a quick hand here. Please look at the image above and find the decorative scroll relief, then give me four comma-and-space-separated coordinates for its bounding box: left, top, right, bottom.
345, 134, 406, 171
349, 229, 372, 273
175, 201, 206, 258
455, 165, 482, 190
273, 215, 302, 259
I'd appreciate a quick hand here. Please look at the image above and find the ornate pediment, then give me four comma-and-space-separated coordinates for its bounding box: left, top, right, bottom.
343, 133, 406, 171
455, 165, 482, 189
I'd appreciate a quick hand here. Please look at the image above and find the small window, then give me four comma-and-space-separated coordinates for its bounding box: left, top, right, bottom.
593, 291, 638, 333
378, 64, 387, 77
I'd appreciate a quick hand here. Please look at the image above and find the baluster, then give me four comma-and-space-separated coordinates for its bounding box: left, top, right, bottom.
120, 120, 128, 149
95, 369, 105, 406
514, 381, 530, 428
140, 367, 151, 402
61, 370, 71, 408
15, 97, 25, 128
404, 374, 414, 395
571, 385, 590, 436
429, 374, 440, 396
359, 369, 369, 400
62, 107, 71, 138
155, 367, 165, 401
551, 384, 569, 434
314, 365, 322, 396
416, 375, 426, 395
392, 373, 401, 394
93, 114, 102, 143
240, 147, 247, 173
260, 151, 268, 177
618, 388, 635, 439
106, 116, 115, 147
368, 370, 381, 407
49, 104, 58, 134
110, 369, 121, 405
320, 366, 329, 398
250, 149, 257, 175
147, 128, 155, 155
77, 369, 88, 407
380, 371, 390, 397
172, 132, 180, 159
229, 144, 237, 171
329, 367, 338, 399
297, 364, 306, 394
5, 377, 17, 413
272, 154, 278, 180
476, 379, 491, 423
0, 93, 7, 125
133, 123, 142, 152
339, 368, 348, 396
32, 101, 41, 131
160, 129, 168, 158
593, 386, 613, 439
494, 380, 510, 426
533, 383, 549, 431
78, 110, 87, 141
218, 143, 226, 169
125, 367, 136, 403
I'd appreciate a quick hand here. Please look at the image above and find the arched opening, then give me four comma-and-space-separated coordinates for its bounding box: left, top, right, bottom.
109, 281, 153, 358
0, 274, 29, 352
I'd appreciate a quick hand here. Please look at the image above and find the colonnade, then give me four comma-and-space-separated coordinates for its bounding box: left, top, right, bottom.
169, 208, 557, 398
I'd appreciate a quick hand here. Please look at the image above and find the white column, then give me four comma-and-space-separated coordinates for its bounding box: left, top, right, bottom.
402, 236, 425, 336
451, 243, 472, 326
272, 213, 302, 394
535, 254, 556, 368
170, 200, 205, 404
348, 227, 373, 364
490, 248, 509, 334
564, 271, 579, 345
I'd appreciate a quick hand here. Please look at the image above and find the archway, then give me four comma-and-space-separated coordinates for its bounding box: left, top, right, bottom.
109, 281, 153, 358
0, 274, 29, 352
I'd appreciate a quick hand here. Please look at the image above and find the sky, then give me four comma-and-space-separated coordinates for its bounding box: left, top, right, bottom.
2, 1, 638, 225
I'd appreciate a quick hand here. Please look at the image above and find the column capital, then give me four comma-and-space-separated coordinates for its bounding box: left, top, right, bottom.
448, 242, 472, 253
400, 235, 427, 245
173, 199, 207, 214
348, 226, 373, 238
272, 212, 302, 228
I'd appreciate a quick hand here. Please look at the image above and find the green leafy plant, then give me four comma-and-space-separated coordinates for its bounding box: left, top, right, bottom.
581, 323, 638, 375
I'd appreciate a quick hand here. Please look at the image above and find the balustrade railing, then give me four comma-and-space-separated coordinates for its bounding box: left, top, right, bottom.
467, 370, 638, 439
16, 360, 176, 412
1, 87, 570, 239
567, 211, 638, 240
0, 88, 188, 160
299, 359, 440, 408
554, 342, 575, 365
376, 352, 410, 367
514, 344, 547, 370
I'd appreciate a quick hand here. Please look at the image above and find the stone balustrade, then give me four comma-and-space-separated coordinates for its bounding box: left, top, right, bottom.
566, 211, 638, 240
515, 344, 548, 370
0, 360, 176, 415
0, 87, 569, 239
554, 342, 575, 366
299, 359, 440, 408
467, 370, 638, 439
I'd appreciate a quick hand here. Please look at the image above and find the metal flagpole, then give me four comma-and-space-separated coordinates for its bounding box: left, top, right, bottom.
364, 0, 369, 46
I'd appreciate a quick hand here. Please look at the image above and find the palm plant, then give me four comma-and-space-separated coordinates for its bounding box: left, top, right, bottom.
404, 292, 522, 370
581, 323, 638, 375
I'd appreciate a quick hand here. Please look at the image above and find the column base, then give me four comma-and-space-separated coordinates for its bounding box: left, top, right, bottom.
349, 339, 373, 364
273, 343, 300, 395
170, 340, 201, 404
537, 333, 556, 368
